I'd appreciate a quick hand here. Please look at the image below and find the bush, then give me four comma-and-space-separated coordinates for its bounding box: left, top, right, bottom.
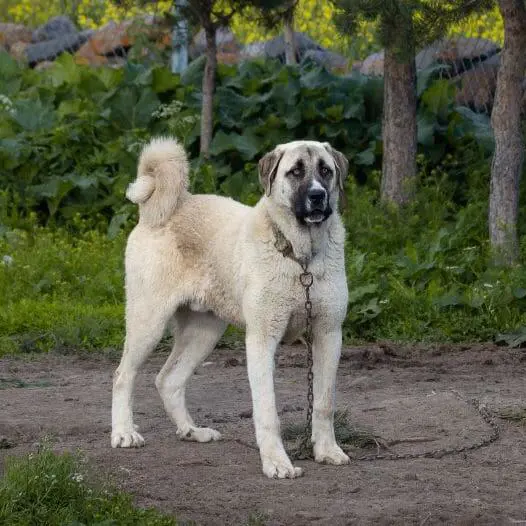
0, 444, 177, 525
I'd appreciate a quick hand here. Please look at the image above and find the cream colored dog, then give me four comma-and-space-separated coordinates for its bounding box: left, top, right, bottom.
111, 137, 350, 479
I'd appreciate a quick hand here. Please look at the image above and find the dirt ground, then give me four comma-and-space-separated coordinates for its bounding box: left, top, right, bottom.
1, 343, 526, 526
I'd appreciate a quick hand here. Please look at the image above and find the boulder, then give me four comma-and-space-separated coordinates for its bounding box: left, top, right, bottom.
75, 40, 109, 66
34, 60, 55, 71
32, 15, 77, 42
86, 18, 169, 58
416, 37, 499, 76
241, 32, 323, 63
455, 53, 500, 112
87, 21, 133, 56
0, 23, 32, 49
264, 32, 323, 62
25, 30, 93, 66
9, 41, 29, 62
361, 37, 499, 78
360, 50, 384, 77
302, 49, 349, 72
189, 27, 240, 60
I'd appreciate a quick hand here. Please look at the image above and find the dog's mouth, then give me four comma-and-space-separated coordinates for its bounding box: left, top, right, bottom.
304, 210, 327, 224
299, 206, 332, 225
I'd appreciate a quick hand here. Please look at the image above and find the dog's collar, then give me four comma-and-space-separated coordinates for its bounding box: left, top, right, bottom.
272, 223, 314, 268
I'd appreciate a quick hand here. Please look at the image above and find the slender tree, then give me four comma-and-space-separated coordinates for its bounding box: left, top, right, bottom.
333, 0, 493, 206
282, 5, 297, 65
179, 0, 294, 156
489, 0, 526, 266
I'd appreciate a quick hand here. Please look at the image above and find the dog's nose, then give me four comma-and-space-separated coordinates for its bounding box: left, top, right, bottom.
308, 188, 326, 205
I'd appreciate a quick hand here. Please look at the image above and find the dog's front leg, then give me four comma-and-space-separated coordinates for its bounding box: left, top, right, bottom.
245, 331, 303, 479
311, 327, 350, 465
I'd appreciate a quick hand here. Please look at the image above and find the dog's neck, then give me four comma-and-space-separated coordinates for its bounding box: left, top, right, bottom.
262, 198, 332, 266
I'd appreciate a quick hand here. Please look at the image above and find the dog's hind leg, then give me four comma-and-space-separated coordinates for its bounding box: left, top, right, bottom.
156, 309, 227, 442
111, 301, 174, 448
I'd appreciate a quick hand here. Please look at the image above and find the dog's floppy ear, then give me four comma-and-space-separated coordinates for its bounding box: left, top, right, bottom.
323, 143, 349, 206
258, 148, 284, 197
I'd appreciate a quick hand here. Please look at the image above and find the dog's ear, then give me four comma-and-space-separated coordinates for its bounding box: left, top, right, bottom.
323, 143, 349, 206
258, 148, 284, 197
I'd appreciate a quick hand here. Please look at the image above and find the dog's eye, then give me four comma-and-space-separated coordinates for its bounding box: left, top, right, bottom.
320, 166, 331, 178
291, 167, 302, 177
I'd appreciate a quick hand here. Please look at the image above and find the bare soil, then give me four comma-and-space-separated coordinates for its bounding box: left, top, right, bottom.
1, 343, 526, 526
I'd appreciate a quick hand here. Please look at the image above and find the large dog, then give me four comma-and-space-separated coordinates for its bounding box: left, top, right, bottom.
111, 138, 350, 479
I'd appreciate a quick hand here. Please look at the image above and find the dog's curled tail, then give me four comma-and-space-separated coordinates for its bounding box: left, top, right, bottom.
126, 137, 189, 227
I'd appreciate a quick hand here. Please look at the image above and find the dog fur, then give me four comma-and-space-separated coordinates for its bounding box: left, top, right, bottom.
111, 137, 350, 479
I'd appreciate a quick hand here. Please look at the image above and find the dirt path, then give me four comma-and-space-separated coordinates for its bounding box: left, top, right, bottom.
1, 344, 526, 525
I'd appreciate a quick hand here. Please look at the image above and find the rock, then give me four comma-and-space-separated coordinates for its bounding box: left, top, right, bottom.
87, 21, 133, 56
241, 32, 323, 63
75, 40, 109, 66
0, 23, 32, 49
190, 27, 239, 60
416, 37, 499, 76
87, 18, 167, 58
32, 15, 77, 42
34, 60, 55, 71
25, 30, 93, 66
303, 49, 349, 72
360, 50, 384, 77
9, 41, 29, 62
455, 53, 500, 112
217, 50, 241, 65
241, 40, 266, 59
265, 32, 323, 62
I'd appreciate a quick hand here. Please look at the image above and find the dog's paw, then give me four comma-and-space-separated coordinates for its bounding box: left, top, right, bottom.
261, 453, 304, 479
178, 426, 222, 443
314, 443, 350, 465
111, 428, 145, 448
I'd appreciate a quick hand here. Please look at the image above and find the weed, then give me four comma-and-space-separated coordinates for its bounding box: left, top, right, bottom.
0, 444, 177, 525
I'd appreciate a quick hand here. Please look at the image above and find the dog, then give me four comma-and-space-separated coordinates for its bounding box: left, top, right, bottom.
111, 137, 350, 479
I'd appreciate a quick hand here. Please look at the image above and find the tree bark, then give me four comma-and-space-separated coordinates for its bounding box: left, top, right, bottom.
283, 11, 297, 65
200, 23, 217, 158
489, 0, 526, 265
381, 44, 417, 206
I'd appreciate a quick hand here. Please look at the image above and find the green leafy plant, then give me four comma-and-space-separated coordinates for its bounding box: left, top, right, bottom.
0, 444, 178, 525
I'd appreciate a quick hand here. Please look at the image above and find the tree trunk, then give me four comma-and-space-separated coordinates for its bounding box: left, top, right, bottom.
200, 23, 217, 158
489, 0, 526, 265
283, 11, 297, 65
381, 45, 417, 206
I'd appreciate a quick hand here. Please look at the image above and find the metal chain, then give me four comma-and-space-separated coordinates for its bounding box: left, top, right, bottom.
294, 265, 314, 460
272, 226, 500, 463
354, 395, 500, 462
273, 227, 315, 460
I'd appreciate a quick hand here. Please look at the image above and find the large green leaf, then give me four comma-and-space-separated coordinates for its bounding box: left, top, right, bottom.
210, 130, 261, 160
421, 80, 455, 119
152, 67, 180, 93
109, 87, 159, 130
11, 100, 55, 132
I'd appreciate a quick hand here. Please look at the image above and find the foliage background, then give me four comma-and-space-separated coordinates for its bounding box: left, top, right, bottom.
1, 0, 504, 61
1, 48, 526, 355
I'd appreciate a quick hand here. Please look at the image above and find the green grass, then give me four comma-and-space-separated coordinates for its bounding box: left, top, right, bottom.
0, 445, 177, 525
2, 172, 526, 356
0, 218, 125, 356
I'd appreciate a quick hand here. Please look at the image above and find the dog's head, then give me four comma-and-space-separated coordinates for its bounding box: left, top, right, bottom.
258, 141, 349, 225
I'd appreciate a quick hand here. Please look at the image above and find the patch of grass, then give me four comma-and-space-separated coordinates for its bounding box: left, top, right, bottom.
0, 377, 52, 389
499, 407, 526, 425
283, 410, 378, 454
0, 445, 178, 526
0, 219, 125, 355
